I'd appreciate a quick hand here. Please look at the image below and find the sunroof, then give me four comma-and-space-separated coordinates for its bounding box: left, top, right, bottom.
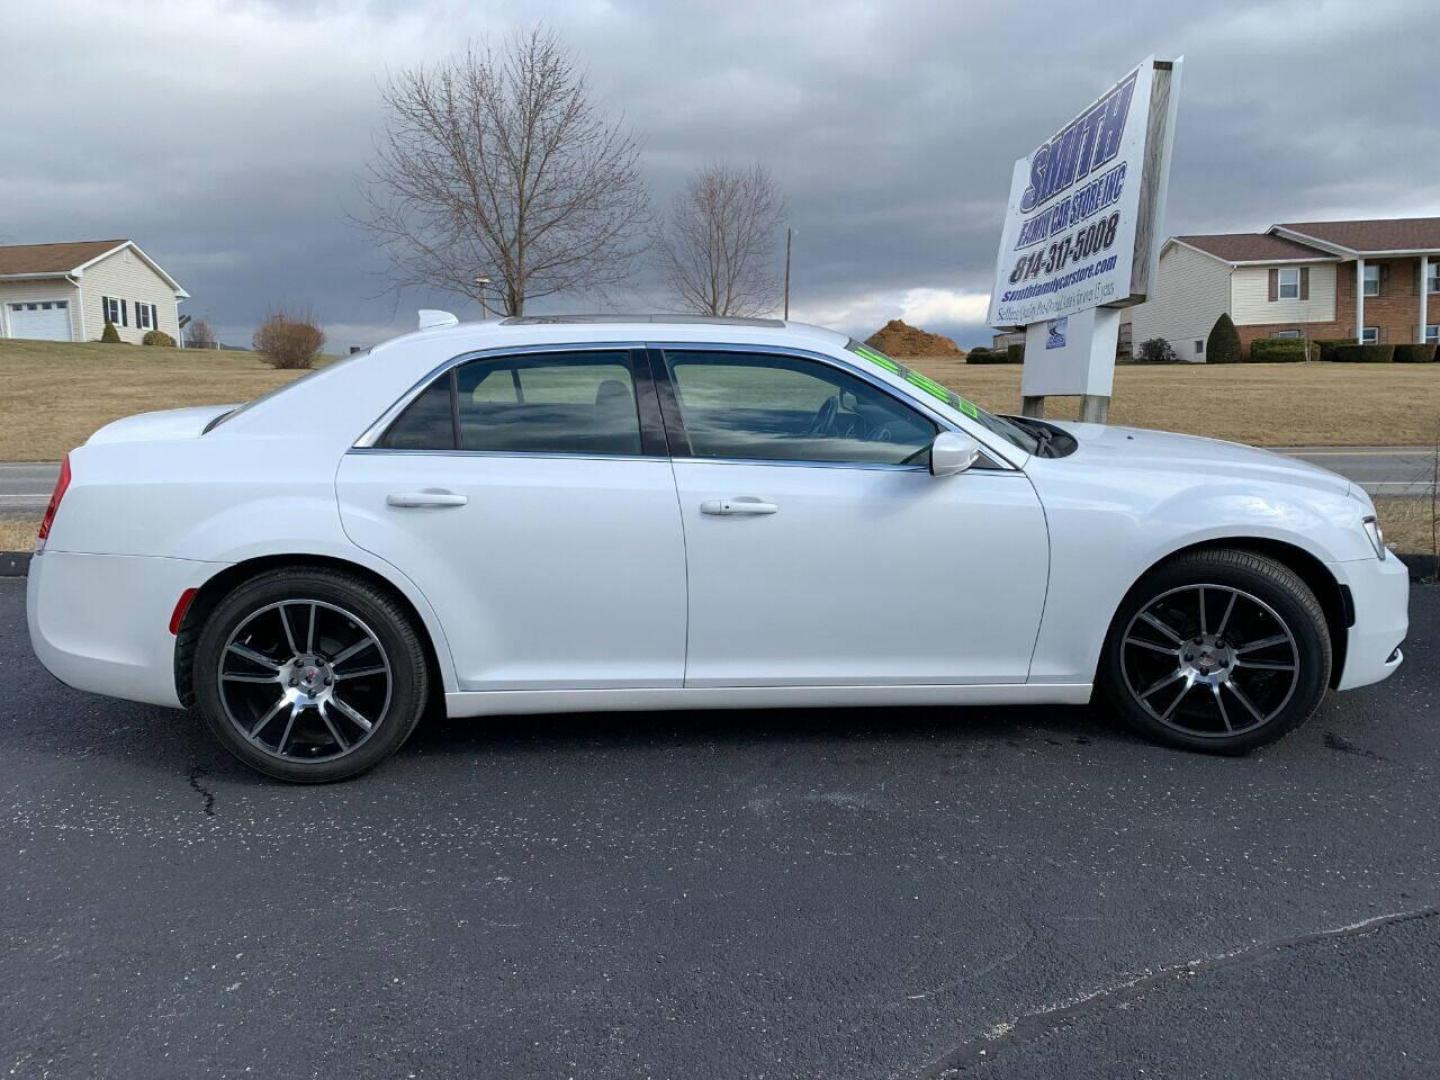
500, 314, 787, 328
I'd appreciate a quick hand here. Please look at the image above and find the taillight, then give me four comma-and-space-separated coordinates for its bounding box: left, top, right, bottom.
36, 454, 72, 552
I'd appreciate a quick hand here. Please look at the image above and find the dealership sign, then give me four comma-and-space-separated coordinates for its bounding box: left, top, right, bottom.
989, 57, 1181, 331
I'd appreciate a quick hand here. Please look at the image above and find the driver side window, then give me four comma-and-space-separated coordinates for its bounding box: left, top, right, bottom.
662, 350, 936, 465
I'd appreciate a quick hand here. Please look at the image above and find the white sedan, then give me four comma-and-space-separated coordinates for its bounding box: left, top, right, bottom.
27, 316, 1409, 781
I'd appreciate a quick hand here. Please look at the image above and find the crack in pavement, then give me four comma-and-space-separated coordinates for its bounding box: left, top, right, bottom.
186, 767, 216, 817
918, 903, 1440, 1077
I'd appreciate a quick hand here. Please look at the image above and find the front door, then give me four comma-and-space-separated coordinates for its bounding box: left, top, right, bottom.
337, 347, 687, 691
655, 346, 1049, 687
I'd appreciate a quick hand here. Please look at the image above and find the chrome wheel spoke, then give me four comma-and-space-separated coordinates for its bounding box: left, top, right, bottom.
1139, 611, 1184, 645
1235, 658, 1297, 672
277, 605, 301, 657
1224, 679, 1267, 723
275, 704, 301, 756
1125, 636, 1177, 656
1211, 684, 1233, 733
335, 665, 387, 681
328, 693, 374, 733
1215, 592, 1238, 638
318, 703, 351, 752
1197, 586, 1207, 635
223, 671, 280, 684
1140, 669, 1185, 699
1158, 680, 1193, 720
249, 694, 289, 738
305, 603, 317, 654
1235, 633, 1290, 655
330, 637, 376, 668
227, 643, 281, 671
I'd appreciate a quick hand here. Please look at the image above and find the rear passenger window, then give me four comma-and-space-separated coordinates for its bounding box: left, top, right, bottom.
379, 350, 644, 456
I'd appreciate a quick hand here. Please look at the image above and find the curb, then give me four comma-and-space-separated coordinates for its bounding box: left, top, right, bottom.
0, 552, 31, 577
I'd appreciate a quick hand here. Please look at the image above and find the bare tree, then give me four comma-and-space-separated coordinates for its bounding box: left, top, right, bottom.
186, 318, 216, 350
357, 28, 650, 316
658, 163, 784, 317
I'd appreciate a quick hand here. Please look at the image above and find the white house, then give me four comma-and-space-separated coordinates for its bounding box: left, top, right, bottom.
0, 239, 189, 345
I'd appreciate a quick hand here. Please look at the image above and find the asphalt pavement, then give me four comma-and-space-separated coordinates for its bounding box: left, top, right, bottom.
2, 448, 1434, 522
2, 578, 1437, 1078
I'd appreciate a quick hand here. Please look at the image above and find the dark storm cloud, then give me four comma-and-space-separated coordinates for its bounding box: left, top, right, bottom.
3, 0, 1437, 347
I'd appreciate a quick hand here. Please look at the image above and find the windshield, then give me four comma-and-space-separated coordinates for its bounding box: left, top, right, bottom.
845, 341, 1040, 455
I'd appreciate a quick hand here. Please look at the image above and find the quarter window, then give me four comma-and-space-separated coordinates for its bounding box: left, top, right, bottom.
380, 350, 645, 456
662, 351, 936, 465
1276, 267, 1300, 300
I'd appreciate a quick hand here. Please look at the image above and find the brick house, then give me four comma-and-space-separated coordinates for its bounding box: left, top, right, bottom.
1129, 217, 1440, 360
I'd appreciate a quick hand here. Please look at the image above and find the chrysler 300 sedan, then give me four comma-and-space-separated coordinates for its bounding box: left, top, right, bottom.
27, 315, 1409, 781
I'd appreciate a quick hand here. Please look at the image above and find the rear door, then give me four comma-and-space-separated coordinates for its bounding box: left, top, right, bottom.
654, 345, 1049, 687
336, 346, 688, 691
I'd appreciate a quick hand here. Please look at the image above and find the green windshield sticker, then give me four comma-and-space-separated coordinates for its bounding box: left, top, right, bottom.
955, 398, 981, 420
853, 344, 900, 373
905, 370, 951, 403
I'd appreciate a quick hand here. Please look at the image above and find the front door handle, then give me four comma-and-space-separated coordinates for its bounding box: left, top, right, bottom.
700, 497, 778, 516
386, 490, 468, 508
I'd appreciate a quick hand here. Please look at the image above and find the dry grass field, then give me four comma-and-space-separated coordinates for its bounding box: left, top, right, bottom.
0, 340, 323, 461
910, 357, 1439, 448
0, 341, 1436, 460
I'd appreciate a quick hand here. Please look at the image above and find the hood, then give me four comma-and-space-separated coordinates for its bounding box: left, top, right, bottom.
1044, 421, 1355, 499
86, 404, 240, 446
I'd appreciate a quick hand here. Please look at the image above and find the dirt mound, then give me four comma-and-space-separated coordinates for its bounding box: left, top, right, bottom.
865, 319, 964, 359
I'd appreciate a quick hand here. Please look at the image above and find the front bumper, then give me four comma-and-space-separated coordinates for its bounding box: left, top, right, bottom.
1331, 553, 1410, 692
27, 550, 221, 709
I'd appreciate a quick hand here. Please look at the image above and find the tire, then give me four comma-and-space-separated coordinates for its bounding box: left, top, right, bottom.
193, 568, 430, 782
1098, 549, 1331, 754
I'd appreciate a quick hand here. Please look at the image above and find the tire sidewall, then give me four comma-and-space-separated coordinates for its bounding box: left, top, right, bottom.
1100, 552, 1331, 754
194, 569, 428, 782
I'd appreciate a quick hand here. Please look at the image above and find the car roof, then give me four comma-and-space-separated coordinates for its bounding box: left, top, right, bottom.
374, 315, 852, 356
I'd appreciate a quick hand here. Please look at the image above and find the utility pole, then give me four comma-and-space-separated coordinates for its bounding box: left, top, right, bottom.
474, 275, 492, 318
783, 227, 793, 321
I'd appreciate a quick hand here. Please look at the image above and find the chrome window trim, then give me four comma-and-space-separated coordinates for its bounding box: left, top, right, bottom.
347, 447, 664, 466
353, 341, 650, 450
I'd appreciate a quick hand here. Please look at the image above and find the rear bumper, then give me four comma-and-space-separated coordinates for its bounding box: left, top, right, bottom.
1331, 553, 1410, 692
27, 550, 221, 709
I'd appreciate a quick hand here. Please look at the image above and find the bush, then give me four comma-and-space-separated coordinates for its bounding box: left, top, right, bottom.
1006, 343, 1025, 364
1247, 339, 1308, 363
100, 321, 121, 344
1328, 344, 1395, 363
967, 347, 1017, 364
252, 308, 325, 369
186, 318, 216, 349
1393, 343, 1438, 363
142, 329, 176, 347
1134, 337, 1177, 363
1313, 339, 1355, 362
1205, 313, 1242, 364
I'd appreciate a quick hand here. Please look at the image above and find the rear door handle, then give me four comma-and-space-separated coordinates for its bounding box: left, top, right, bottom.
386, 490, 468, 508
700, 497, 778, 516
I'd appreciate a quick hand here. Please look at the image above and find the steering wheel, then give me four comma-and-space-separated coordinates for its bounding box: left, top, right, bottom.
807, 394, 840, 437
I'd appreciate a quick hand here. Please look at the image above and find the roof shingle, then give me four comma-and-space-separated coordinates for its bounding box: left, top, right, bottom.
0, 239, 127, 277
1174, 233, 1331, 263
1275, 218, 1440, 253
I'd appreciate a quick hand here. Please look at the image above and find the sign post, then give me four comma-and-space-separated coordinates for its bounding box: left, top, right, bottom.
988, 56, 1183, 422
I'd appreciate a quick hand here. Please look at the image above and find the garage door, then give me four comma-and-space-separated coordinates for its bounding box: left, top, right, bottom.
8, 300, 72, 341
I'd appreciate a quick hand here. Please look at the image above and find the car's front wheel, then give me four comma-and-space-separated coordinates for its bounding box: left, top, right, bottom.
1099, 549, 1332, 754
193, 568, 430, 782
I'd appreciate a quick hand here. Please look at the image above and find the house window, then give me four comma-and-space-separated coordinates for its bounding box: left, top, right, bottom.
1273, 330, 1302, 339
1361, 326, 1379, 345
1363, 264, 1381, 297
1277, 267, 1300, 299
1425, 325, 1437, 344
101, 296, 128, 327
136, 303, 158, 330
1194, 339, 1204, 355
1427, 267, 1440, 294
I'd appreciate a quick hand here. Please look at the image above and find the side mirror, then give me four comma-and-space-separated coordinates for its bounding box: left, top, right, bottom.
929, 431, 981, 477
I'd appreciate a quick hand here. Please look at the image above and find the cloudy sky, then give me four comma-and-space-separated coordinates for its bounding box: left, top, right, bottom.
4, 0, 1438, 348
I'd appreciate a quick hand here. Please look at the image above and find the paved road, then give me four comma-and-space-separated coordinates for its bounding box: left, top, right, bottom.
1, 578, 1436, 1078
2, 447, 1434, 520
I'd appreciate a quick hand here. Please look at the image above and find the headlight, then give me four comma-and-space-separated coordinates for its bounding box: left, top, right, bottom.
1362, 515, 1387, 560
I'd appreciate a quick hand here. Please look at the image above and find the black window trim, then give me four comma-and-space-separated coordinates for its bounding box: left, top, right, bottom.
646, 342, 1010, 472
356, 342, 668, 459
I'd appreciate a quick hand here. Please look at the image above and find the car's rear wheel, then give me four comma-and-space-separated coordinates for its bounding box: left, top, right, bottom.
193, 568, 429, 782
1099, 549, 1331, 754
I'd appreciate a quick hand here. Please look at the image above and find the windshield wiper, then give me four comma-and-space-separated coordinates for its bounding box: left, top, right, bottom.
1013, 416, 1054, 457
